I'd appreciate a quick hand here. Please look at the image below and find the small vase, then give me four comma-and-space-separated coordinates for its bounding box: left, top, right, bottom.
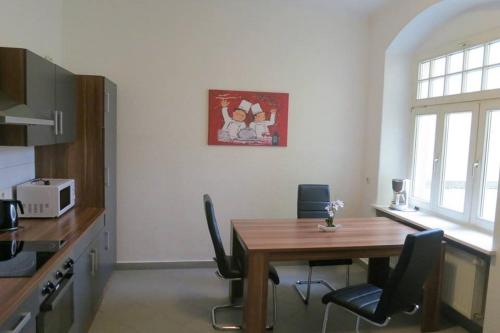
318, 224, 342, 232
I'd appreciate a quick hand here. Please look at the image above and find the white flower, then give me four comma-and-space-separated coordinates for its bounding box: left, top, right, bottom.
324, 200, 345, 217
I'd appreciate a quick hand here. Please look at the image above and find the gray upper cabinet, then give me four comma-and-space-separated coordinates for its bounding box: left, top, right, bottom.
103, 78, 117, 276
55, 65, 76, 144
25, 50, 56, 146
0, 47, 76, 146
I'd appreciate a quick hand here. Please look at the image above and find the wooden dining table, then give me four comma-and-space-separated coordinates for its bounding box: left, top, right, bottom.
229, 217, 445, 333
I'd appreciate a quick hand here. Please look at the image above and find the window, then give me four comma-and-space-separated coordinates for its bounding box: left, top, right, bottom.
411, 101, 500, 230
417, 39, 500, 99
412, 114, 437, 203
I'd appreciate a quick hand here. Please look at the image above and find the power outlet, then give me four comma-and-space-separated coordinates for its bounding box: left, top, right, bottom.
0, 187, 13, 199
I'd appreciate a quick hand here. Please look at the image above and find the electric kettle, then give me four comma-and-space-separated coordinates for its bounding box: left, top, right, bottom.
0, 199, 24, 231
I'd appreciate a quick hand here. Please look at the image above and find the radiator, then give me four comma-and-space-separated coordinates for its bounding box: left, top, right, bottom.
442, 246, 488, 322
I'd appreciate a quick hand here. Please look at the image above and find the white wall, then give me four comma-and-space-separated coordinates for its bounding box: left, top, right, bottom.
61, 0, 369, 262
0, 0, 63, 194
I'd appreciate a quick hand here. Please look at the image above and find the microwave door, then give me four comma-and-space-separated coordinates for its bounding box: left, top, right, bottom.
59, 186, 71, 214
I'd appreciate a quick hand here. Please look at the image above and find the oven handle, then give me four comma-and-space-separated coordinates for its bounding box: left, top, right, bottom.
40, 274, 74, 312
6, 312, 31, 333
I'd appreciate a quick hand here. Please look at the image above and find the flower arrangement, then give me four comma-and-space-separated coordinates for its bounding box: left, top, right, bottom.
324, 200, 345, 227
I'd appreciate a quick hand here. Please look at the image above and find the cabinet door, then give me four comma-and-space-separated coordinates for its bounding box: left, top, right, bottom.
55, 65, 76, 144
72, 240, 101, 333
104, 79, 117, 266
25, 50, 56, 146
0, 291, 37, 333
98, 226, 114, 292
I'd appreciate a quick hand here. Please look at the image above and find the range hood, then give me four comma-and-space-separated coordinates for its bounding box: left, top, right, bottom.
0, 91, 54, 126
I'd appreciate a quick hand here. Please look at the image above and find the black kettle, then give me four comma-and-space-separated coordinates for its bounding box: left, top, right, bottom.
0, 200, 24, 232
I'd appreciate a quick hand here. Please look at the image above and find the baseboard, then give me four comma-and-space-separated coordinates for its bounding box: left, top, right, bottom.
115, 260, 216, 270
115, 259, 369, 270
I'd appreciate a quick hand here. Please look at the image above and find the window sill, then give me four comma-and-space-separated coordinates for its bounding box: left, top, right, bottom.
373, 205, 495, 256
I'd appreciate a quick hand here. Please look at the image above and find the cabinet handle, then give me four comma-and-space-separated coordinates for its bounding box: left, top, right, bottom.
105, 231, 110, 250
54, 111, 59, 135
59, 111, 64, 135
105, 167, 110, 187
6, 312, 31, 333
90, 250, 97, 276
106, 92, 110, 113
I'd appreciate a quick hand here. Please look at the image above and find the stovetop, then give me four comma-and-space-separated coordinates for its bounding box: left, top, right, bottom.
0, 240, 65, 278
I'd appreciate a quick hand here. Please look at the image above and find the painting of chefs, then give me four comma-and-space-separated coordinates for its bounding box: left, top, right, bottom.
208, 89, 289, 147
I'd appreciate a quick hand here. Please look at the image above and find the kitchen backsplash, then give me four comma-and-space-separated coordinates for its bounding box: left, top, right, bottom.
0, 147, 35, 196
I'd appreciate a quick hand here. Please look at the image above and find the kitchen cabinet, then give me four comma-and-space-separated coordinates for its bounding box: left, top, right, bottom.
25, 50, 56, 146
72, 228, 107, 333
0, 291, 37, 333
0, 47, 76, 146
55, 65, 76, 144
102, 79, 117, 285
33, 75, 117, 332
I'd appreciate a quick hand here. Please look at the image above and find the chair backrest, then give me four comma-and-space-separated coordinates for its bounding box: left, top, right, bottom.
203, 194, 229, 275
297, 184, 330, 218
375, 229, 444, 319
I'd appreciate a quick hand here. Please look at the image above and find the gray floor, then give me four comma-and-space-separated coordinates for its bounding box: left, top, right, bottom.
89, 264, 467, 333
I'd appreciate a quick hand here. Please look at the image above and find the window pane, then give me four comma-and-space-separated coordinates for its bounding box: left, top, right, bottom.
413, 114, 437, 202
485, 65, 500, 90
466, 46, 484, 70
445, 73, 462, 95
487, 41, 500, 65
440, 112, 472, 212
430, 77, 444, 97
431, 57, 446, 77
479, 110, 500, 221
419, 61, 430, 79
447, 52, 464, 74
464, 70, 482, 93
417, 80, 429, 99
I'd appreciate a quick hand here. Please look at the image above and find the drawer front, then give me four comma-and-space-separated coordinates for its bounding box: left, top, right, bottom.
0, 292, 37, 333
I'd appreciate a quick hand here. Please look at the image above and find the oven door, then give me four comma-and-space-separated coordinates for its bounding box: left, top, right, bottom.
37, 274, 74, 333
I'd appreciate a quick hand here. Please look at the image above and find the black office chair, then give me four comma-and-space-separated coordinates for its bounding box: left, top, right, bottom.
320, 229, 444, 333
203, 194, 280, 331
294, 184, 353, 304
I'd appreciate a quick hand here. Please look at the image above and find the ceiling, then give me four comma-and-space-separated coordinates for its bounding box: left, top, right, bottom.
334, 0, 393, 16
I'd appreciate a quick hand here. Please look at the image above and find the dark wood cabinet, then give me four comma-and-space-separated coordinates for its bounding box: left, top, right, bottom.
0, 47, 76, 146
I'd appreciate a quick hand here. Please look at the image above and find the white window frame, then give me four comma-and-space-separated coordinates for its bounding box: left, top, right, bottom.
416, 39, 500, 101
410, 103, 479, 225
410, 107, 439, 211
470, 99, 500, 230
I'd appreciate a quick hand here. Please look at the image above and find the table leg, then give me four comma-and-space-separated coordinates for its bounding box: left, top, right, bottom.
230, 226, 244, 302
367, 257, 390, 288
421, 242, 445, 332
243, 252, 269, 333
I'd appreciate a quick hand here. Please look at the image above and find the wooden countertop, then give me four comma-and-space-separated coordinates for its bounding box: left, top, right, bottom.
0, 206, 104, 325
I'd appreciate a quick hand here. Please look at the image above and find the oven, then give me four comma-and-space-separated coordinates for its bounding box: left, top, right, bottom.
37, 271, 74, 333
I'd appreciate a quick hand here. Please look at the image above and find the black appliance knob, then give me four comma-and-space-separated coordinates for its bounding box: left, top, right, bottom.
64, 258, 74, 269
55, 270, 64, 279
42, 281, 55, 295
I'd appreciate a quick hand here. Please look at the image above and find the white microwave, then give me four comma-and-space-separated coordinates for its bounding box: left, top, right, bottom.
16, 179, 76, 218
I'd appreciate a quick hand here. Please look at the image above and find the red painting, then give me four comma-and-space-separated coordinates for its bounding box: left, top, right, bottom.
208, 89, 289, 146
